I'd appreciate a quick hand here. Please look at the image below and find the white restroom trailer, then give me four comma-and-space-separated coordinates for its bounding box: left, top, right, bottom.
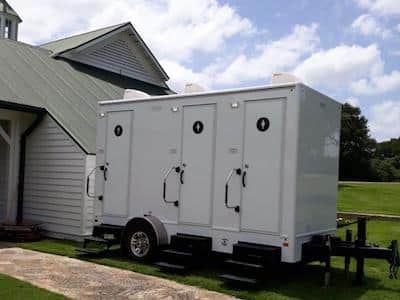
91, 82, 341, 264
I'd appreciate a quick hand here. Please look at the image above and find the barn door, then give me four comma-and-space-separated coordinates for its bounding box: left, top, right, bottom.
103, 111, 132, 217
179, 104, 216, 225
241, 100, 284, 233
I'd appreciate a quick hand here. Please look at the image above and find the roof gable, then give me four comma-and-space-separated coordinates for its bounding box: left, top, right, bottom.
41, 22, 169, 87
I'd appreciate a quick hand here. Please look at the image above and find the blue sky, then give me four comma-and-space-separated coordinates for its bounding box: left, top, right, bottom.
11, 0, 400, 141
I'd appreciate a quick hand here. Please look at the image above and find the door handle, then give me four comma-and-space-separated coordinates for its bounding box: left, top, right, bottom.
100, 165, 108, 181
242, 170, 247, 188
224, 168, 241, 213
162, 166, 180, 207
180, 169, 184, 184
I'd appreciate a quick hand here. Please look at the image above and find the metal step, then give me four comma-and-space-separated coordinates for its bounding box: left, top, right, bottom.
162, 249, 193, 257
225, 259, 264, 269
76, 247, 105, 255
170, 233, 212, 256
155, 261, 187, 271
220, 273, 258, 284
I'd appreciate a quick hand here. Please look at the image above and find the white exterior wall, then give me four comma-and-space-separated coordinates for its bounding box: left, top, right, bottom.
23, 114, 94, 238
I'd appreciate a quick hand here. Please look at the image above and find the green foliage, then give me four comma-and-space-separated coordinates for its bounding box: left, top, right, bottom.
339, 103, 376, 181
340, 103, 400, 182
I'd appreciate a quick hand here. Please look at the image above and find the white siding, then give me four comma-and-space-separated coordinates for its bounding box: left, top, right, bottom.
23, 115, 86, 236
82, 155, 96, 235
64, 31, 166, 88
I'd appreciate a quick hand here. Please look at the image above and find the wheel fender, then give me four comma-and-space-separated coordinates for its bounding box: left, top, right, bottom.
123, 216, 168, 246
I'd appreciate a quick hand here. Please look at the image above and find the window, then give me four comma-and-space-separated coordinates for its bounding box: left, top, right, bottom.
5, 19, 12, 39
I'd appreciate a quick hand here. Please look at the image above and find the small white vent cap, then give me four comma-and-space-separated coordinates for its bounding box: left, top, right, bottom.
271, 73, 301, 85
123, 89, 150, 99
184, 83, 205, 93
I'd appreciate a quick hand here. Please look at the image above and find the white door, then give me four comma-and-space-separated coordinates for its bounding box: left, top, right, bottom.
103, 111, 132, 217
180, 104, 216, 225
241, 100, 285, 233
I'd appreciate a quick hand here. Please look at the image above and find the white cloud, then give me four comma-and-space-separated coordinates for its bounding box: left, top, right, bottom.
293, 44, 383, 88
160, 59, 214, 91
159, 23, 320, 90
350, 70, 400, 94
213, 23, 320, 85
345, 97, 360, 107
351, 14, 391, 38
355, 0, 400, 16
13, 0, 254, 63
369, 100, 400, 141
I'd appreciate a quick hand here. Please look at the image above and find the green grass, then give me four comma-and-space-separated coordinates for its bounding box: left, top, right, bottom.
338, 182, 400, 215
0, 273, 67, 300
17, 220, 400, 300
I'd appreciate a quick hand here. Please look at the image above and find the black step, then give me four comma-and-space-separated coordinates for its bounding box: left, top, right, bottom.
160, 248, 194, 265
170, 233, 212, 255
76, 247, 105, 255
233, 242, 281, 265
162, 249, 193, 257
220, 274, 258, 285
226, 259, 264, 269
155, 262, 187, 271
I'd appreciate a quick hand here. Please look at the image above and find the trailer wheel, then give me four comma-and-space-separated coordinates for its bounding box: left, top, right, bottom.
122, 222, 158, 261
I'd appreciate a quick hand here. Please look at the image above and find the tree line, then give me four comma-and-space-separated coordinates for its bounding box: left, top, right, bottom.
340, 103, 400, 182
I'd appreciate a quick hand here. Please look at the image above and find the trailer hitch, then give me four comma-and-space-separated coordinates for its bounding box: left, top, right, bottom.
302, 217, 399, 286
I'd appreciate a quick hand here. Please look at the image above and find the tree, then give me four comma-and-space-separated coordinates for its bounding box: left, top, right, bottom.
339, 103, 376, 180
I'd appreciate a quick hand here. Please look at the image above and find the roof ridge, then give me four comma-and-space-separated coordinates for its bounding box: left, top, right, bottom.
41, 22, 130, 47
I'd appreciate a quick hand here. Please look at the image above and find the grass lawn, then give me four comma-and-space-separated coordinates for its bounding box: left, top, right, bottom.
0, 273, 67, 300
17, 220, 400, 300
338, 182, 400, 215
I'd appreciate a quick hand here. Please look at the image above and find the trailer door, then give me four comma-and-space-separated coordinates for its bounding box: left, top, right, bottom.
103, 111, 132, 217
241, 99, 284, 233
179, 104, 216, 225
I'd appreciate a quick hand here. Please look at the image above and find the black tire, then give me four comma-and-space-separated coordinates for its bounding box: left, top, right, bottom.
122, 221, 158, 262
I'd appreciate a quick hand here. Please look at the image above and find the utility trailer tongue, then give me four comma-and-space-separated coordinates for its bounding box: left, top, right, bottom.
303, 217, 400, 286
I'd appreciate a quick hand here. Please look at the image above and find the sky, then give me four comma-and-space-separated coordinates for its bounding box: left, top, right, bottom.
9, 0, 400, 142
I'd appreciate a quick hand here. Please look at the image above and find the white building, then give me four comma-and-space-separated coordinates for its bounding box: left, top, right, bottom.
0, 0, 172, 239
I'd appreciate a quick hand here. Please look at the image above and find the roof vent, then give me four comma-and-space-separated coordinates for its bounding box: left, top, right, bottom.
123, 89, 150, 99
271, 73, 300, 85
184, 83, 205, 93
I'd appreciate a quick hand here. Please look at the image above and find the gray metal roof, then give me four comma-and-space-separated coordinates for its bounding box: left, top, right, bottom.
41, 23, 128, 55
0, 38, 170, 153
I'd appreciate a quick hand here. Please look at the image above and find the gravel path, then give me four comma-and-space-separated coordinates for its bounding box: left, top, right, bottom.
0, 248, 236, 300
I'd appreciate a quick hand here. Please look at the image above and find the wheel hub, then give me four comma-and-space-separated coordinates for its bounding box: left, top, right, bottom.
130, 231, 150, 257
